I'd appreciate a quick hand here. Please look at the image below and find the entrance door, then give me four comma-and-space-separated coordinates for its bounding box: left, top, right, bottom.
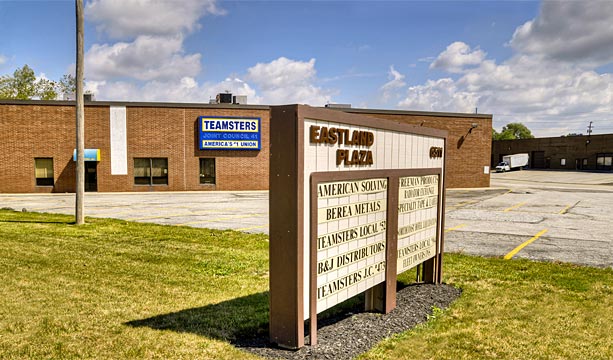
85, 162, 98, 192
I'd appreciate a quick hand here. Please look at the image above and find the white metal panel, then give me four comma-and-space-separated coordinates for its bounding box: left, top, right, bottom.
110, 106, 127, 175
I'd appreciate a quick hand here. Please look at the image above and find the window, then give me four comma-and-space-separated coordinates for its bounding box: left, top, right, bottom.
583, 159, 588, 166
560, 158, 566, 166
596, 153, 613, 170
35, 158, 54, 186
134, 158, 168, 185
200, 158, 216, 184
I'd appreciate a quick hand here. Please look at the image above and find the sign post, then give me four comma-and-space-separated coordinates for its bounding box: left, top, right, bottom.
269, 105, 447, 349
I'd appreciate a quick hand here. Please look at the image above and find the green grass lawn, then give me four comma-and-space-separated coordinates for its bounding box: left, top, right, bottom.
1, 209, 612, 359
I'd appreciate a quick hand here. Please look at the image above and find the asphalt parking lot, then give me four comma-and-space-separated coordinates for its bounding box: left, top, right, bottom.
446, 170, 613, 268
1, 170, 612, 268
0, 191, 269, 233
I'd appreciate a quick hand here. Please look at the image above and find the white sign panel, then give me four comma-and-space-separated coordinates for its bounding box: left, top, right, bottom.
397, 175, 439, 274
315, 178, 388, 313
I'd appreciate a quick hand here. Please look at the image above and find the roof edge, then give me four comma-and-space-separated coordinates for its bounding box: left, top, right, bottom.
335, 107, 493, 119
0, 99, 492, 118
0, 99, 271, 110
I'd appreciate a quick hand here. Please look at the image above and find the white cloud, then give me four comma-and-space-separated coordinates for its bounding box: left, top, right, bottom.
399, 78, 478, 113
430, 42, 486, 73
85, 0, 224, 39
397, 52, 613, 136
81, 3, 334, 106
388, 2, 613, 137
89, 56, 335, 106
246, 57, 332, 105
510, 1, 613, 66
0, 54, 6, 66
85, 35, 201, 81
87, 76, 261, 104
380, 65, 406, 101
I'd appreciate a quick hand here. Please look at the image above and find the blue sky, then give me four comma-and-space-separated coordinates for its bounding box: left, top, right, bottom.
1, 1, 612, 137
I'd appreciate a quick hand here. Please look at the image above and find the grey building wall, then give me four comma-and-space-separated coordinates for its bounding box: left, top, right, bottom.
492, 134, 613, 171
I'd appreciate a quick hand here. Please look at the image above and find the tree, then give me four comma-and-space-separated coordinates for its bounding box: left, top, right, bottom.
493, 122, 535, 140
0, 76, 12, 99
58, 74, 77, 95
37, 78, 58, 100
0, 64, 58, 100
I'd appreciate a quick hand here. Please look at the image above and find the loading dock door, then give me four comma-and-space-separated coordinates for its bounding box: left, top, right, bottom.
532, 151, 545, 168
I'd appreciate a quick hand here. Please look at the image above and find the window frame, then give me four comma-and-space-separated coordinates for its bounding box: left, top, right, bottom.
133, 158, 168, 186
34, 158, 54, 187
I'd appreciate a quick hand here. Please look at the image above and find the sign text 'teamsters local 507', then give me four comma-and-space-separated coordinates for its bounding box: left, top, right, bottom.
198, 116, 261, 150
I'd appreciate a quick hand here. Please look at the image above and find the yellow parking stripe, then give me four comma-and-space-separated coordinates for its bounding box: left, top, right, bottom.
503, 202, 526, 212
127, 209, 226, 221
445, 224, 466, 232
176, 213, 264, 226
504, 229, 548, 260
448, 200, 476, 209
559, 204, 572, 215
236, 224, 268, 232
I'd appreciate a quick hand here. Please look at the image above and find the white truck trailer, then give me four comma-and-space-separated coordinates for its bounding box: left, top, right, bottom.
496, 153, 529, 172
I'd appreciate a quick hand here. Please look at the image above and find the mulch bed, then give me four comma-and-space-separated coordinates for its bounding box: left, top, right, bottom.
238, 283, 462, 359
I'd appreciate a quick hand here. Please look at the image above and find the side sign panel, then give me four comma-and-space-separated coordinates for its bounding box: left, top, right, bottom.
396, 175, 439, 274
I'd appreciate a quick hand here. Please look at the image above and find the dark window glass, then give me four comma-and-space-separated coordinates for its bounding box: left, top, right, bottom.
134, 158, 168, 185
199, 158, 216, 184
596, 153, 613, 170
151, 158, 168, 185
35, 158, 54, 186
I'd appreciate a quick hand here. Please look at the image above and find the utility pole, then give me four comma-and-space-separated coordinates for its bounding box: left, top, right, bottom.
75, 0, 85, 225
587, 121, 593, 136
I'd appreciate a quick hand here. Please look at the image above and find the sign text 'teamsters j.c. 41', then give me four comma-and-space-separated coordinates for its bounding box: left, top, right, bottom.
198, 116, 261, 150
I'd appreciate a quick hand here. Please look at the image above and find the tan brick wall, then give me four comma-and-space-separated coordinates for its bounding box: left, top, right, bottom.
344, 111, 492, 188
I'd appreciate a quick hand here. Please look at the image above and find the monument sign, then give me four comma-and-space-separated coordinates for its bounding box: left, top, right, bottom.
269, 105, 446, 349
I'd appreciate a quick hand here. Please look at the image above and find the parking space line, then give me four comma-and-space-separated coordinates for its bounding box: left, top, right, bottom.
176, 213, 265, 226
445, 224, 466, 232
126, 209, 227, 221
448, 200, 476, 209
29, 206, 73, 211
504, 229, 548, 260
558, 204, 572, 215
503, 202, 526, 212
236, 224, 268, 232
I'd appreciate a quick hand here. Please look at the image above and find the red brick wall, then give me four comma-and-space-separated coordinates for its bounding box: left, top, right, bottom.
342, 110, 492, 188
0, 102, 270, 193
1, 102, 490, 192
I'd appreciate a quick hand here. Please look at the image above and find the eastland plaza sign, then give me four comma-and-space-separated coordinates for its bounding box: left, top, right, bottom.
269, 105, 447, 349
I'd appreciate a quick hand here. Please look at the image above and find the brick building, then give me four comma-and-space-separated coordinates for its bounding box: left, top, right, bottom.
0, 100, 492, 193
492, 135, 613, 171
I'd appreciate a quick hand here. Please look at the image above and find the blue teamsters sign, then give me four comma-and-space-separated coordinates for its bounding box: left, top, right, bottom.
198, 116, 261, 150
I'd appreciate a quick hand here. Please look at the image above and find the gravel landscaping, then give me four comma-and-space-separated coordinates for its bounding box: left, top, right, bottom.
238, 283, 462, 359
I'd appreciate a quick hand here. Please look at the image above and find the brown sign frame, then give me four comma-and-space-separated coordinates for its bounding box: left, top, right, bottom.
269, 105, 447, 349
